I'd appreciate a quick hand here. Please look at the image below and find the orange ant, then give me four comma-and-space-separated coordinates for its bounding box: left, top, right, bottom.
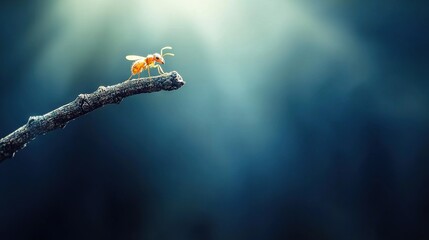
125, 46, 175, 80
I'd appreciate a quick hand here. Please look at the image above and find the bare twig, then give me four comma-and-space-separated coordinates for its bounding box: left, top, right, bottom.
0, 71, 185, 162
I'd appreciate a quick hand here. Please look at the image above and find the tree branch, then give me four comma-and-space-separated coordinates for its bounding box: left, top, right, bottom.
0, 71, 185, 163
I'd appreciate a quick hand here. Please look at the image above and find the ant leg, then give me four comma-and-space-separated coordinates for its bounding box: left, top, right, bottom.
157, 65, 165, 74
127, 74, 133, 81
148, 67, 151, 77
138, 72, 140, 79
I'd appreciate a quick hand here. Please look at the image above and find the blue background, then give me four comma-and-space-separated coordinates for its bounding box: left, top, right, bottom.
0, 0, 428, 239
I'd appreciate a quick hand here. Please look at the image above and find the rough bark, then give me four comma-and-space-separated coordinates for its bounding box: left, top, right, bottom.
0, 71, 185, 162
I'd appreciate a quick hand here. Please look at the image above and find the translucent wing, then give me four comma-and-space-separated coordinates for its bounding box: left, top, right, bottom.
125, 55, 145, 61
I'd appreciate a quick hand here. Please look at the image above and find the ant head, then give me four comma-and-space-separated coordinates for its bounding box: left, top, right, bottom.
153, 53, 165, 64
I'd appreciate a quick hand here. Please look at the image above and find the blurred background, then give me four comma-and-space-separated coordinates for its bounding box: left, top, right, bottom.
0, 0, 428, 239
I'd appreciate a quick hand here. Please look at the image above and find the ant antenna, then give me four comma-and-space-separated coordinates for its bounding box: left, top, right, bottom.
161, 46, 174, 57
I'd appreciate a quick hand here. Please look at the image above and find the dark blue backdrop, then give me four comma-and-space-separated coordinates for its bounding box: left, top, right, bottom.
0, 1, 428, 239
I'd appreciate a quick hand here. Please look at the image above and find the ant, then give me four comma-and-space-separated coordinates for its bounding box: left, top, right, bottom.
126, 46, 174, 80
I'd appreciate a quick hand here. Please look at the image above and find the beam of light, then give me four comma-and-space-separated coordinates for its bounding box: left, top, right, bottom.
26, 0, 370, 169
